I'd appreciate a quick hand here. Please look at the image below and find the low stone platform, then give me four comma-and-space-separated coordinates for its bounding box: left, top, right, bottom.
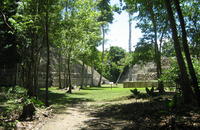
123, 80, 158, 88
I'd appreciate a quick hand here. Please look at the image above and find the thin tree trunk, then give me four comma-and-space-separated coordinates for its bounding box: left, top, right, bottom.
64, 58, 68, 89
80, 61, 85, 89
27, 58, 34, 97
147, 1, 164, 93
164, 0, 195, 104
64, 67, 66, 88
98, 25, 105, 87
45, 0, 49, 107
128, 13, 132, 52
35, 54, 40, 99
173, 0, 200, 105
67, 53, 72, 93
33, 0, 40, 99
84, 65, 88, 86
116, 70, 123, 85
33, 58, 38, 98
159, 23, 168, 53
58, 50, 62, 89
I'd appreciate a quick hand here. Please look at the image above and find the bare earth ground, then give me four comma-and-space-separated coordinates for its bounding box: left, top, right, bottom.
17, 97, 200, 130
33, 99, 139, 130
16, 98, 139, 130
35, 105, 95, 130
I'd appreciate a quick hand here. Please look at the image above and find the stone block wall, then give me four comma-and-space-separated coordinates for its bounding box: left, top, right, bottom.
123, 81, 158, 88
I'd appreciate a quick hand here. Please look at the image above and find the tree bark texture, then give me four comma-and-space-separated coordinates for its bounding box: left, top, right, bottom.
58, 50, 62, 89
80, 61, 85, 89
146, 1, 164, 93
45, 0, 50, 107
173, 0, 200, 105
164, 0, 195, 104
67, 53, 72, 93
128, 13, 132, 53
98, 25, 105, 87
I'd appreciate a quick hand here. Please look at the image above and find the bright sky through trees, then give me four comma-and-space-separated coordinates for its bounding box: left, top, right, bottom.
98, 0, 143, 52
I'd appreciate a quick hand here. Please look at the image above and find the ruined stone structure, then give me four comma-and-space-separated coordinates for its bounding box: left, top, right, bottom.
120, 58, 170, 82
38, 62, 108, 87
0, 47, 108, 87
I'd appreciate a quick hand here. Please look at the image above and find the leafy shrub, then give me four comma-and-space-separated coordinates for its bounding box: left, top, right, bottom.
193, 58, 200, 84
160, 58, 179, 89
130, 88, 140, 97
165, 93, 184, 110
145, 87, 154, 96
161, 58, 200, 89
0, 86, 44, 129
29, 98, 44, 107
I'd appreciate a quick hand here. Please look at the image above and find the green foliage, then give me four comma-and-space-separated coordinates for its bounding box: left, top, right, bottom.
60, 0, 102, 64
130, 88, 140, 97
132, 40, 154, 64
108, 46, 125, 62
183, 0, 200, 58
161, 58, 200, 89
165, 94, 184, 110
162, 40, 176, 57
100, 46, 126, 82
193, 58, 200, 83
0, 0, 19, 64
0, 121, 17, 130
160, 58, 179, 88
97, 0, 114, 24
0, 86, 44, 128
145, 87, 154, 96
26, 98, 44, 108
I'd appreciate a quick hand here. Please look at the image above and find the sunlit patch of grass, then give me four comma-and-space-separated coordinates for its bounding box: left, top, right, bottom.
39, 84, 147, 108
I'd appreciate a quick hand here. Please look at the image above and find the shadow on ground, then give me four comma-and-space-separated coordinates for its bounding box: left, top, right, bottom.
38, 89, 93, 112
82, 88, 104, 90
81, 98, 200, 130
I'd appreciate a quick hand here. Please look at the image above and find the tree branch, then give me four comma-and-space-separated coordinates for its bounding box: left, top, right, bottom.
0, 10, 14, 31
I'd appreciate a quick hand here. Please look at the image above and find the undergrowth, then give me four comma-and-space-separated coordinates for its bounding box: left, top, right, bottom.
0, 86, 44, 129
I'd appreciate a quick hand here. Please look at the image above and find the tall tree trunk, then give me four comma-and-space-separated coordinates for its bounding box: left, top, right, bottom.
98, 25, 105, 87
63, 67, 66, 88
27, 55, 34, 97
147, 1, 164, 93
32, 33, 39, 98
173, 0, 200, 105
35, 54, 40, 99
33, 58, 38, 98
84, 65, 88, 86
116, 70, 123, 85
80, 61, 85, 89
154, 25, 164, 93
58, 49, 62, 89
159, 23, 168, 53
164, 0, 195, 104
63, 58, 68, 89
67, 53, 72, 93
33, 0, 40, 99
128, 13, 132, 53
45, 0, 49, 107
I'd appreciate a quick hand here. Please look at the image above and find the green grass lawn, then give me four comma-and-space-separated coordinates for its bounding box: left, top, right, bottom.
38, 84, 146, 109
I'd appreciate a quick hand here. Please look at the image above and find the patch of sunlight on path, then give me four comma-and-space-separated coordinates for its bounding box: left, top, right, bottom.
34, 104, 96, 130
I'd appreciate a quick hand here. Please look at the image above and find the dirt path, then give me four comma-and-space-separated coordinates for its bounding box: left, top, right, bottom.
32, 99, 138, 130
34, 104, 97, 130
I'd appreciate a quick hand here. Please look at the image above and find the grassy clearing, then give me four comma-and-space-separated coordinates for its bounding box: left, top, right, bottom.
38, 84, 146, 109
